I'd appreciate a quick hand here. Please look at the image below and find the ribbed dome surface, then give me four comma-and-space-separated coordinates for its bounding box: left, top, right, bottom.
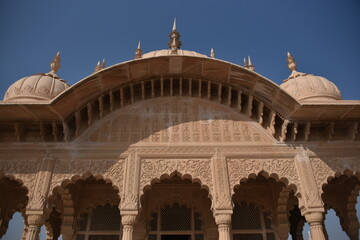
141, 49, 208, 58
280, 71, 342, 102
4, 73, 70, 102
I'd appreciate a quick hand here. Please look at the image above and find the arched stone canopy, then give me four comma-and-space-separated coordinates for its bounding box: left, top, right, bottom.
1, 55, 359, 143
137, 174, 217, 240
48, 173, 121, 240
0, 174, 29, 238
321, 174, 360, 240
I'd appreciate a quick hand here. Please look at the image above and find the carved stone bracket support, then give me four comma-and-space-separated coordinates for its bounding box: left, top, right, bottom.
211, 151, 232, 211
27, 155, 55, 211
121, 152, 141, 211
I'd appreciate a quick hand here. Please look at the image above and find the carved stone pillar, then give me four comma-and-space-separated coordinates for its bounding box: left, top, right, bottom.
121, 212, 137, 240
214, 212, 232, 240
295, 148, 327, 240
25, 214, 42, 240
304, 212, 326, 240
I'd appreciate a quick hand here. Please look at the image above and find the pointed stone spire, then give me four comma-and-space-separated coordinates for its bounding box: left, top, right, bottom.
135, 41, 142, 59
94, 61, 101, 73
168, 18, 182, 54
247, 56, 255, 71
287, 52, 297, 72
210, 48, 215, 58
101, 58, 106, 69
94, 58, 106, 73
243, 57, 248, 67
172, 18, 177, 31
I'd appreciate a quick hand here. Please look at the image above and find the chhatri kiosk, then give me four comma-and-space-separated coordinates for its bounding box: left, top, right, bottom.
0, 20, 359, 240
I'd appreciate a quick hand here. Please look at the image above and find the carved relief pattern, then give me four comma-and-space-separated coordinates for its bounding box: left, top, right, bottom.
81, 98, 273, 144
0, 159, 40, 194
227, 158, 300, 193
50, 159, 124, 193
310, 157, 360, 193
140, 158, 213, 194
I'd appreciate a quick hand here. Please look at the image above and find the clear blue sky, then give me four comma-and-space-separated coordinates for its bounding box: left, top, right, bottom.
1, 1, 359, 239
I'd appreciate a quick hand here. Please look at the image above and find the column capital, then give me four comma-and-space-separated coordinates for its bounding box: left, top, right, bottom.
121, 211, 138, 226
214, 211, 232, 225
26, 212, 44, 227
304, 211, 324, 224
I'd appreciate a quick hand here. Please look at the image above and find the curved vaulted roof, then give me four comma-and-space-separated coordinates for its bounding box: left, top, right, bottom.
1, 55, 359, 122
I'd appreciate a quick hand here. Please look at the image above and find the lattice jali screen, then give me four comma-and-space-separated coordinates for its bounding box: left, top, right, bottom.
148, 203, 205, 240
161, 203, 192, 231
75, 204, 122, 240
232, 202, 261, 229
232, 201, 277, 240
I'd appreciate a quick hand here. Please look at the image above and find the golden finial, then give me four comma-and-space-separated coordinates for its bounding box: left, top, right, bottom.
287, 52, 297, 71
50, 52, 61, 73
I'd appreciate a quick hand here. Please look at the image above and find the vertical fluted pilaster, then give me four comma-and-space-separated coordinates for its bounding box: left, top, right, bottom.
25, 215, 42, 240
121, 212, 137, 240
305, 212, 326, 240
215, 213, 231, 240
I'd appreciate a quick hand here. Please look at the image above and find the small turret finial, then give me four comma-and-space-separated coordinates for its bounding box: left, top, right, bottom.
210, 48, 215, 58
50, 52, 61, 73
135, 40, 142, 59
243, 57, 248, 67
287, 52, 297, 71
94, 61, 101, 73
247, 56, 255, 71
101, 58, 106, 69
168, 18, 181, 54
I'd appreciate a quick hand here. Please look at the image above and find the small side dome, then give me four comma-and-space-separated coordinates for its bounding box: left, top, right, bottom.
280, 53, 341, 102
3, 52, 70, 102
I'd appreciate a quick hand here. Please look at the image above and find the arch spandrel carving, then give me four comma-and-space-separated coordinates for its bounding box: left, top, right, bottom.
50, 159, 125, 195
227, 158, 300, 196
77, 97, 276, 145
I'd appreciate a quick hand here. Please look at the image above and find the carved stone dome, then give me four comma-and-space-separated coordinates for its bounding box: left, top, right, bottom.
4, 72, 70, 102
280, 70, 342, 102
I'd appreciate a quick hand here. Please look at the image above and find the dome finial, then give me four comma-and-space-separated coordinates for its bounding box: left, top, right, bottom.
135, 40, 142, 59
168, 18, 181, 54
172, 18, 177, 31
210, 48, 215, 58
50, 52, 61, 73
287, 52, 297, 71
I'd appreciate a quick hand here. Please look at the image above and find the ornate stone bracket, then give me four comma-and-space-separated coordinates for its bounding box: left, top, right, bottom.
121, 151, 141, 211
